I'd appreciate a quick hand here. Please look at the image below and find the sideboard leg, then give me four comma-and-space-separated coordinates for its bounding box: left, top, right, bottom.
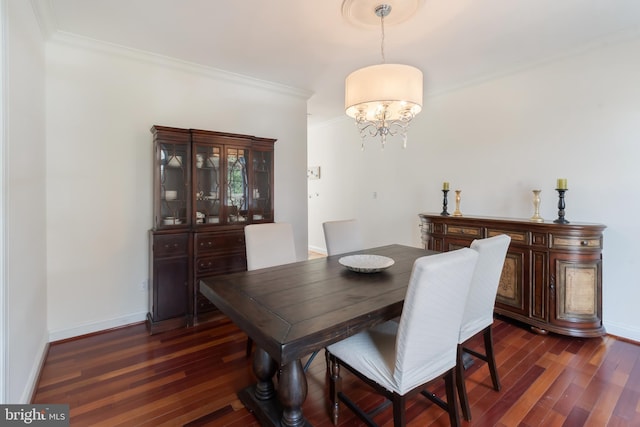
531, 326, 549, 335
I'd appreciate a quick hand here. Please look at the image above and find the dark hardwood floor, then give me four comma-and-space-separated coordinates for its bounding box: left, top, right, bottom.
33, 314, 640, 426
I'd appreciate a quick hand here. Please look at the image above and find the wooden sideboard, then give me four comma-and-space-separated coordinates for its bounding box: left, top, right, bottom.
418, 213, 606, 337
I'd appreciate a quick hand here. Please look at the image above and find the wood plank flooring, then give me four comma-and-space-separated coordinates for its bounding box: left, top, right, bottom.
33, 314, 640, 426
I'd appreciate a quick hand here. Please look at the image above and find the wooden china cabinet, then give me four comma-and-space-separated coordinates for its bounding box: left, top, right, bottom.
148, 125, 275, 334
418, 213, 606, 338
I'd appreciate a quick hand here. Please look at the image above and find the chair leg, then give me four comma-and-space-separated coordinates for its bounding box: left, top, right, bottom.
328, 354, 341, 426
245, 337, 253, 358
444, 368, 461, 427
456, 344, 472, 421
483, 326, 501, 391
325, 348, 330, 376
392, 394, 407, 427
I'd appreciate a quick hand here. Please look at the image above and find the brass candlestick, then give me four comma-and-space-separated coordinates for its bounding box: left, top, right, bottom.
453, 190, 463, 217
530, 190, 544, 222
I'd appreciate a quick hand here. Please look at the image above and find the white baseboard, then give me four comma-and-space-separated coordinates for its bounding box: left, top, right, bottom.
308, 245, 327, 255
48, 311, 148, 342
19, 335, 49, 404
604, 320, 640, 343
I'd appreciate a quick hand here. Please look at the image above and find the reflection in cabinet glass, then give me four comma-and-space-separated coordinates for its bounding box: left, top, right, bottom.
194, 145, 222, 225
251, 149, 273, 222
226, 147, 249, 224
148, 125, 276, 334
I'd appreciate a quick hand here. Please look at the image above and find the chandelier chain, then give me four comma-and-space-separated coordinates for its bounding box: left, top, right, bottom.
380, 12, 386, 63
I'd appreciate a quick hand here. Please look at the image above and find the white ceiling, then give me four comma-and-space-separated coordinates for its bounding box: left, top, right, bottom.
35, 0, 640, 125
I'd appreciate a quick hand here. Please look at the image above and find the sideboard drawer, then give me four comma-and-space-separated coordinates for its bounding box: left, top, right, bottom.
196, 231, 245, 254
550, 234, 602, 250
154, 234, 189, 258
196, 254, 247, 275
445, 225, 482, 238
487, 228, 529, 245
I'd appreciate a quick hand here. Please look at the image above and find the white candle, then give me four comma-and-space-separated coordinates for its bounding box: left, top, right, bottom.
557, 178, 567, 190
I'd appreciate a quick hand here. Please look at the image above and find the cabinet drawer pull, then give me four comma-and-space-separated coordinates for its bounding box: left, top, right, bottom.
581, 240, 588, 246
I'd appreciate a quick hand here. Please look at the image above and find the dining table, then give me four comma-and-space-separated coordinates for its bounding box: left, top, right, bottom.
199, 244, 435, 427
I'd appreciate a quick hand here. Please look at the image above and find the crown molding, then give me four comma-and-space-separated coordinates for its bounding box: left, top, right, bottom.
49, 31, 313, 100
47, 31, 313, 100
427, 25, 640, 100
29, 0, 57, 40
30, 0, 312, 99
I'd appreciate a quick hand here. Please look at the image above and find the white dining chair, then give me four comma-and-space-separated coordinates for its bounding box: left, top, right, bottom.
456, 234, 511, 421
322, 219, 363, 256
244, 223, 297, 357
327, 248, 479, 427
245, 222, 296, 271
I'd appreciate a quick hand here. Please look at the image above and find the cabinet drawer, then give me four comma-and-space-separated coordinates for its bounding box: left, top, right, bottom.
445, 224, 482, 238
551, 234, 602, 250
196, 231, 245, 254
196, 254, 247, 275
154, 234, 189, 257
487, 228, 528, 245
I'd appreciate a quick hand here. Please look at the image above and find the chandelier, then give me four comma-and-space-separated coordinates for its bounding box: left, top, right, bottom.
345, 3, 423, 149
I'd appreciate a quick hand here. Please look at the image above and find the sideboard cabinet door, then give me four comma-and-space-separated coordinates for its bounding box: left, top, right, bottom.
495, 246, 530, 319
147, 231, 190, 334
549, 252, 603, 336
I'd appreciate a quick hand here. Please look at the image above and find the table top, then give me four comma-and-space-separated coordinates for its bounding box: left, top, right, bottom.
200, 244, 433, 365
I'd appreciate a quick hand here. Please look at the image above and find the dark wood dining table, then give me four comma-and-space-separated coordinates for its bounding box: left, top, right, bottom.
199, 244, 434, 427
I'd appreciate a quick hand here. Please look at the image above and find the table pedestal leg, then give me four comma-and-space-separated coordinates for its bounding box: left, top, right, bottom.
238, 350, 312, 427
253, 347, 277, 400
279, 359, 308, 427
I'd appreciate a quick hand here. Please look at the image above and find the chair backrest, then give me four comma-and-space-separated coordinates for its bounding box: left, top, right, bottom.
459, 234, 511, 343
322, 219, 363, 256
244, 223, 297, 271
393, 248, 478, 391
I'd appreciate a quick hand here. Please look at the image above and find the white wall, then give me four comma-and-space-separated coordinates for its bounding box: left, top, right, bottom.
3, 0, 48, 402
45, 36, 309, 339
309, 36, 640, 341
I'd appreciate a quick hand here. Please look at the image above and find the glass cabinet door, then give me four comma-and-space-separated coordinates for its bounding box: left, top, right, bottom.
157, 142, 190, 228
193, 144, 222, 226
225, 147, 249, 224
250, 149, 273, 222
